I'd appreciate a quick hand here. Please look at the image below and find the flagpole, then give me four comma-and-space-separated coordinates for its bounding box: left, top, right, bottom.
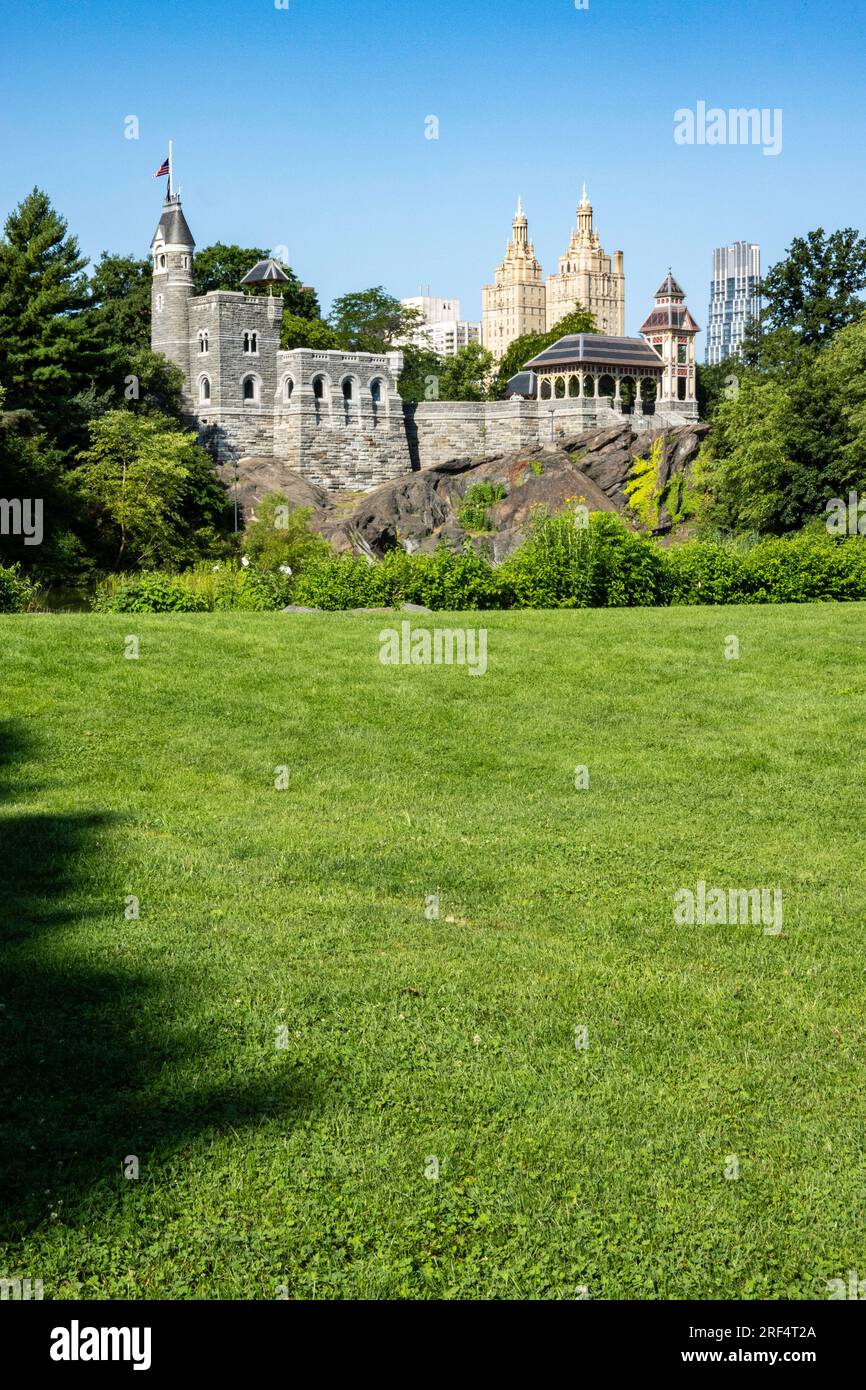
168, 140, 173, 199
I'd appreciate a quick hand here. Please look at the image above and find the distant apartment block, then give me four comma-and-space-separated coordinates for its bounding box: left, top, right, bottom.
705, 242, 761, 365
401, 291, 482, 357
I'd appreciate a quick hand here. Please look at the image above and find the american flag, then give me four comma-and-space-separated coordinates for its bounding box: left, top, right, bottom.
153, 157, 170, 179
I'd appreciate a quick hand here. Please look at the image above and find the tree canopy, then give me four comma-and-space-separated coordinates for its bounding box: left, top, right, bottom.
490, 306, 597, 397
327, 287, 424, 353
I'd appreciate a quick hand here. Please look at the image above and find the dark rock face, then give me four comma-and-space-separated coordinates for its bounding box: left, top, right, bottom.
234, 422, 709, 561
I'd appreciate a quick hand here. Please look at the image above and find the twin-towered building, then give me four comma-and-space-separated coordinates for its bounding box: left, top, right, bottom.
482, 187, 625, 358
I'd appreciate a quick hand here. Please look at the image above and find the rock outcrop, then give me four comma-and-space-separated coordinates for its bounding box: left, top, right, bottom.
234, 422, 709, 561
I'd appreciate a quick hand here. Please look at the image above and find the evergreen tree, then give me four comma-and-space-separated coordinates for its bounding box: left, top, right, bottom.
0, 188, 101, 429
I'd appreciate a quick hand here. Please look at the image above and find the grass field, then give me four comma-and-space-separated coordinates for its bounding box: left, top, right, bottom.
1, 606, 865, 1300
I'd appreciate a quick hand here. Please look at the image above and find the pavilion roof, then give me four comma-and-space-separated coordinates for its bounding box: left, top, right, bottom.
524, 333, 664, 372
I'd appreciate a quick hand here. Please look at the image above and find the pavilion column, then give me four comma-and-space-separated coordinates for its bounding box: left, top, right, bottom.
614, 374, 622, 402
578, 373, 585, 399
635, 379, 642, 403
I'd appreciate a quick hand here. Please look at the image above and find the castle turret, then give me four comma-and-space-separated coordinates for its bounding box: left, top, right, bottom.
640, 271, 700, 408
150, 193, 195, 397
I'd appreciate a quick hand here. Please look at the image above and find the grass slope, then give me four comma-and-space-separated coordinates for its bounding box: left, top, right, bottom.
1, 607, 865, 1300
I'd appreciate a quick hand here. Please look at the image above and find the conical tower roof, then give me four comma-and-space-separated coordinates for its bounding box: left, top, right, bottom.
654, 270, 684, 299
151, 195, 195, 250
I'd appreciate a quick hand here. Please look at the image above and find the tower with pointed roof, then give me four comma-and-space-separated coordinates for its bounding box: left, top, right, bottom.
546, 187, 625, 335
150, 191, 196, 400
640, 271, 700, 407
481, 198, 547, 360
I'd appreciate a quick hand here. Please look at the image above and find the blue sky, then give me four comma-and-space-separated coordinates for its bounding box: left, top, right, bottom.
1, 0, 865, 349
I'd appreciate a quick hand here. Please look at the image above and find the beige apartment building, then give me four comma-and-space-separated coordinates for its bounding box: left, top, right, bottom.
482, 188, 625, 358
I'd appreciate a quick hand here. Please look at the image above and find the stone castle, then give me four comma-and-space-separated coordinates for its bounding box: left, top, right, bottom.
150, 192, 698, 493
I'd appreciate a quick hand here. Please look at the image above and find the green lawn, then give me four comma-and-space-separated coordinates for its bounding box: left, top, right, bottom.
1, 606, 865, 1300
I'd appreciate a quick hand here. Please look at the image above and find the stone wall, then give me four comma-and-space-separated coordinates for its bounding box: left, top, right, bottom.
404, 398, 697, 472
271, 348, 412, 490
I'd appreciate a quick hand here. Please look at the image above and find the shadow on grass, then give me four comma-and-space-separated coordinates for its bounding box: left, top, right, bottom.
0, 720, 316, 1243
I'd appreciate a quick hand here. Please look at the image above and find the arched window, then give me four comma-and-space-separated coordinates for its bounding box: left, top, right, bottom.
198, 330, 209, 354
242, 332, 250, 353
312, 376, 325, 399
342, 378, 354, 400
159, 254, 166, 269
283, 377, 294, 403
370, 379, 383, 404
242, 375, 258, 403
249, 332, 258, 354
199, 377, 211, 404
155, 294, 164, 313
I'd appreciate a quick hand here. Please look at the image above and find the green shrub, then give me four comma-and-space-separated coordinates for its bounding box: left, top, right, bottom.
665, 533, 866, 605
664, 541, 748, 605
294, 543, 507, 611
499, 507, 667, 608
92, 573, 209, 613
737, 534, 866, 603
0, 562, 38, 613
243, 496, 331, 573
459, 481, 507, 533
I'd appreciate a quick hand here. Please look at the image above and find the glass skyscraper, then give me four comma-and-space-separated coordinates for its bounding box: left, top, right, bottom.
705, 242, 761, 365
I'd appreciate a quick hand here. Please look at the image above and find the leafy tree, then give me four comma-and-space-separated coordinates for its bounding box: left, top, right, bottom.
87, 253, 152, 357
0, 381, 84, 577
193, 243, 320, 319
0, 188, 102, 430
697, 375, 794, 532
397, 344, 445, 402
741, 228, 866, 371
327, 287, 423, 353
438, 343, 494, 401
243, 492, 330, 573
490, 306, 597, 397
696, 360, 741, 421
280, 312, 341, 351
73, 411, 232, 568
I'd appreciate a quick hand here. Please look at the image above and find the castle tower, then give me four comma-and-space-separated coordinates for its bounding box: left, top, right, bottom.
482, 198, 547, 360
150, 192, 196, 399
546, 185, 625, 335
640, 271, 700, 407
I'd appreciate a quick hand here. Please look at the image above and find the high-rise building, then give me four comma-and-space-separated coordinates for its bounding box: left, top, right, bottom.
481, 198, 547, 359
705, 241, 761, 364
400, 293, 481, 356
546, 186, 624, 335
